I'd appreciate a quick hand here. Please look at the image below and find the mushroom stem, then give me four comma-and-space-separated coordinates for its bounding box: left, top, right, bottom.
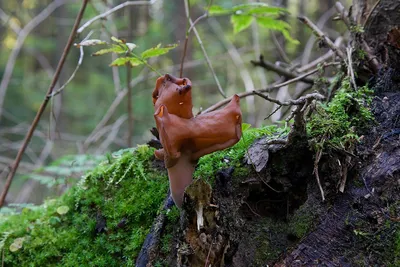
167, 151, 195, 208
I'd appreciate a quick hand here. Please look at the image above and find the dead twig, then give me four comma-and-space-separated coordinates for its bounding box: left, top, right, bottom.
204, 236, 215, 267
0, 0, 90, 208
270, 31, 291, 63
202, 62, 338, 114
334, 2, 380, 73
253, 91, 325, 106
313, 148, 326, 201
183, 0, 226, 98
346, 47, 358, 90
251, 55, 314, 84
297, 37, 343, 73
180, 0, 213, 77
77, 0, 157, 34
298, 16, 345, 60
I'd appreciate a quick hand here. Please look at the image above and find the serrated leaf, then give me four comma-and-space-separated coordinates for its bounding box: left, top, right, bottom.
208, 5, 232, 15
129, 58, 143, 67
140, 44, 178, 59
92, 45, 126, 56
57, 205, 69, 215
256, 17, 299, 44
231, 15, 253, 34
109, 57, 131, 66
75, 39, 107, 48
255, 16, 290, 30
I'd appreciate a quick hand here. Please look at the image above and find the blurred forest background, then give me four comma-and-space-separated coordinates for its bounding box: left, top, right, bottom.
0, 0, 350, 205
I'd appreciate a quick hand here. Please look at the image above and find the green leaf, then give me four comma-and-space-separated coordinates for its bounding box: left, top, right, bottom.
109, 57, 131, 66
140, 44, 178, 59
232, 3, 287, 14
208, 5, 232, 16
57, 205, 69, 215
256, 17, 299, 44
231, 15, 253, 34
255, 16, 290, 30
92, 45, 126, 56
109, 57, 144, 67
129, 58, 143, 67
111, 36, 124, 43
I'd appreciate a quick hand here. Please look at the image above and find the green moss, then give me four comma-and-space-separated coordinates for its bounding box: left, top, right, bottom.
394, 229, 400, 267
308, 77, 374, 151
253, 218, 290, 265
289, 208, 316, 239
160, 206, 180, 254
0, 145, 169, 266
194, 124, 288, 184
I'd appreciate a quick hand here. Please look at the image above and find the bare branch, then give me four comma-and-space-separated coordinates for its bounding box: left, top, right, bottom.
270, 31, 291, 64
95, 115, 127, 154
48, 31, 93, 97
183, 0, 226, 98
77, 0, 158, 34
253, 91, 325, 106
202, 62, 338, 114
298, 15, 346, 60
251, 55, 314, 84
297, 37, 343, 73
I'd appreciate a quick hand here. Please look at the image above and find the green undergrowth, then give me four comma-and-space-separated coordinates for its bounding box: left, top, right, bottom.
0, 145, 168, 266
308, 77, 374, 151
194, 123, 288, 184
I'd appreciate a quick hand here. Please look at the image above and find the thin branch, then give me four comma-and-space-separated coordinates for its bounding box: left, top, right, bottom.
208, 18, 256, 123
183, 0, 226, 98
201, 62, 338, 114
270, 31, 291, 63
180, 0, 213, 77
346, 47, 358, 90
297, 37, 343, 73
49, 41, 86, 97
251, 55, 314, 84
298, 15, 346, 60
77, 0, 157, 34
0, 0, 70, 121
314, 148, 326, 201
334, 2, 351, 28
0, 0, 90, 208
253, 91, 325, 106
334, 2, 380, 73
95, 115, 127, 154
